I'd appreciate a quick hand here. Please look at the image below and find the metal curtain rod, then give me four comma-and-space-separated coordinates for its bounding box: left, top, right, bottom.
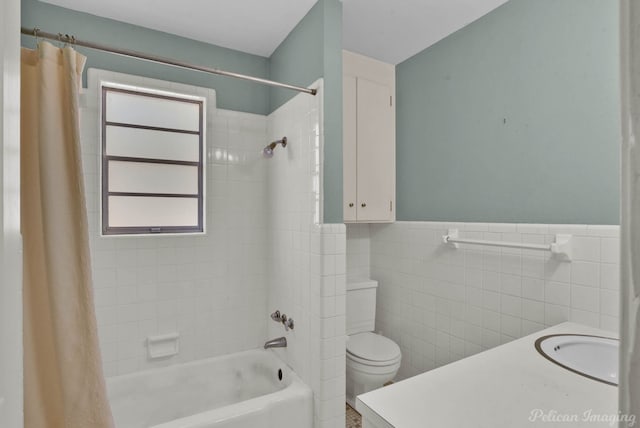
21, 27, 317, 96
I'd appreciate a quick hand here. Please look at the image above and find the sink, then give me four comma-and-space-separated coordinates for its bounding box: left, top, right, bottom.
535, 334, 619, 386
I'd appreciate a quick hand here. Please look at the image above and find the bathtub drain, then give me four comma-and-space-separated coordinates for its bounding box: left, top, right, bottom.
278, 369, 283, 381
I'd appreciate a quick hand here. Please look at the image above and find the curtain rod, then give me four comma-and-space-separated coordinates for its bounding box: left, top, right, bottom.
20, 27, 318, 96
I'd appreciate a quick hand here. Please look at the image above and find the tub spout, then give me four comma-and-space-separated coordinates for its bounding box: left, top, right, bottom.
264, 337, 287, 349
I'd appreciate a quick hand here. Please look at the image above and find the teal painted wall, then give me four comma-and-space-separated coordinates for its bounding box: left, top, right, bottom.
320, 0, 343, 224
269, 0, 343, 223
268, 2, 323, 113
396, 0, 621, 224
21, 0, 270, 115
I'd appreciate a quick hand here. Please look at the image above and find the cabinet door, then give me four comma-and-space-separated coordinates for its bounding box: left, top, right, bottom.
343, 75, 358, 222
356, 77, 394, 221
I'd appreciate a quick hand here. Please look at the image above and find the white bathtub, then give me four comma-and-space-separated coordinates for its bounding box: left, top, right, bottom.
107, 349, 312, 428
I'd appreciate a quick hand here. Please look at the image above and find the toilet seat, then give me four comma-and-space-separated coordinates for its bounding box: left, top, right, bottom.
347, 332, 401, 366
347, 352, 401, 368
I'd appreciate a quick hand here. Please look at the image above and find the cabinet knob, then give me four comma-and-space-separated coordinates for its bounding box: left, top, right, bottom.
348, 203, 354, 207
361, 203, 366, 208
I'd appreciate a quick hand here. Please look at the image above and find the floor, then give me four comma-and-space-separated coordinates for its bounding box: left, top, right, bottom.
346, 381, 393, 427
346, 403, 362, 428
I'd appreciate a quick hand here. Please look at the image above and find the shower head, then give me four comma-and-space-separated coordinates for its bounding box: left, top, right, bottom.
262, 137, 287, 158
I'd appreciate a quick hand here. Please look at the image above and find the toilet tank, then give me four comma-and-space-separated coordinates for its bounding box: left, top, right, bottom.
346, 280, 378, 335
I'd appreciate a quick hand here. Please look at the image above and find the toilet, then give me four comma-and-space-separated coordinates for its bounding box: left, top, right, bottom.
346, 279, 401, 407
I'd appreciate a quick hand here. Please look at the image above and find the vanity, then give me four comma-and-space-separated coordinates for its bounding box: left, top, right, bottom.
356, 323, 621, 428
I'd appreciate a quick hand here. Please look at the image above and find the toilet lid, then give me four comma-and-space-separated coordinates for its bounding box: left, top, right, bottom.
347, 332, 401, 362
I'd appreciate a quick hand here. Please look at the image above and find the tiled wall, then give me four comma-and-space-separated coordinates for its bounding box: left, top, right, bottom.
81, 70, 270, 376
311, 225, 347, 428
352, 221, 620, 381
266, 80, 346, 428
346, 224, 371, 282
81, 72, 346, 428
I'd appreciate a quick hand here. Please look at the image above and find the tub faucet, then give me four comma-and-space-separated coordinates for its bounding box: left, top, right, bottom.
264, 337, 287, 349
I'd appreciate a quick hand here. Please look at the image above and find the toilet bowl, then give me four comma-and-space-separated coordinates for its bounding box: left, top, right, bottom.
346, 331, 401, 406
345, 280, 401, 407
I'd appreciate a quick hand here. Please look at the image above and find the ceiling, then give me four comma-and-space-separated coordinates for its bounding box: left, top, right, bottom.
39, 0, 318, 57
40, 0, 509, 64
342, 0, 509, 64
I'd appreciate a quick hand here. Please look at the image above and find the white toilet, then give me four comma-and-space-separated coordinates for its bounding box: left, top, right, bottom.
346, 279, 401, 407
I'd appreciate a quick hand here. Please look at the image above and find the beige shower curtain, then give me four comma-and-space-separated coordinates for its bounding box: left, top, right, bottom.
21, 42, 114, 428
621, 0, 640, 422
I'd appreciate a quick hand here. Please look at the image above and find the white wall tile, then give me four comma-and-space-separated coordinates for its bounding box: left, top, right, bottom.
600, 263, 620, 290
500, 274, 521, 296
522, 277, 545, 302
545, 260, 571, 283
544, 282, 570, 306
266, 80, 345, 426
600, 315, 619, 332
571, 261, 600, 287
545, 303, 569, 326
521, 320, 546, 336
571, 285, 600, 312
600, 290, 620, 317
367, 222, 620, 381
571, 236, 601, 262
601, 238, 620, 263
569, 309, 599, 329
522, 299, 545, 324
84, 71, 269, 376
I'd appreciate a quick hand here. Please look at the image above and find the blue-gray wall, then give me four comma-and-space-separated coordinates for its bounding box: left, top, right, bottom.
269, 3, 323, 113
396, 0, 621, 224
22, 0, 270, 114
320, 0, 343, 224
270, 0, 343, 223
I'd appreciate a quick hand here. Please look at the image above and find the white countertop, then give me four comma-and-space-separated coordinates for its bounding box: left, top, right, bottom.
356, 323, 620, 428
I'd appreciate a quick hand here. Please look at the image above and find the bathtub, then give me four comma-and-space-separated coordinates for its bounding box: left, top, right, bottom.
107, 349, 312, 428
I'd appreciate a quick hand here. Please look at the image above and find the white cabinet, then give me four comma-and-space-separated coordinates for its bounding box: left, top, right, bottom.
343, 51, 396, 223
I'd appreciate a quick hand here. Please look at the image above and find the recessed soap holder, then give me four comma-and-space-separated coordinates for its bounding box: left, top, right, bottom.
147, 332, 180, 359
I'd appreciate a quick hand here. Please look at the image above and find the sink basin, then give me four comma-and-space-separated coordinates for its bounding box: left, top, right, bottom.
535, 334, 619, 386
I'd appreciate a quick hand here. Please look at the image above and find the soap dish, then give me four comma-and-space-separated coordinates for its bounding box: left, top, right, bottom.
147, 332, 179, 359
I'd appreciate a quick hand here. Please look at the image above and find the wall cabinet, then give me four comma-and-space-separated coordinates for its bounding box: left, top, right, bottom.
343, 50, 396, 223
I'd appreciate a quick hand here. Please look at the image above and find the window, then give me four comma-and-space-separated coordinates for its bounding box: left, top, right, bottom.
101, 85, 205, 235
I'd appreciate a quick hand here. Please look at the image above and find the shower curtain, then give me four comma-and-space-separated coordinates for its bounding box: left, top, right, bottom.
621, 0, 640, 424
21, 41, 114, 428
